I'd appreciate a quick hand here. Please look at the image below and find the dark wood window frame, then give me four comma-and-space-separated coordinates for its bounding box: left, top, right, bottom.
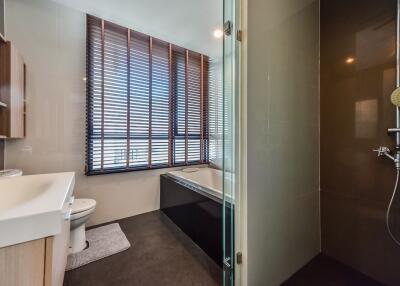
86, 15, 209, 175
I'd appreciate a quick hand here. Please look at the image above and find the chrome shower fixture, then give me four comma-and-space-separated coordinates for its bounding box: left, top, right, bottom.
373, 83, 400, 247
391, 87, 400, 107
372, 0, 400, 248
373, 146, 400, 169
374, 140, 400, 248
375, 87, 400, 169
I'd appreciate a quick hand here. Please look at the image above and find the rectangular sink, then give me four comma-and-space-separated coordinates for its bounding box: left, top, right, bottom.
0, 172, 75, 247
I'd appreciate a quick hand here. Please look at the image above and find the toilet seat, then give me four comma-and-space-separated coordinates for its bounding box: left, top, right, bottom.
71, 199, 96, 220
71, 207, 95, 220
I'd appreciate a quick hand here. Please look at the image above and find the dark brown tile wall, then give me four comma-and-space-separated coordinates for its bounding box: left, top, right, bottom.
0, 139, 4, 170
321, 0, 400, 285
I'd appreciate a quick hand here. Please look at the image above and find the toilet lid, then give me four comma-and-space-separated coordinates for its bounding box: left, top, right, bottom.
72, 198, 96, 214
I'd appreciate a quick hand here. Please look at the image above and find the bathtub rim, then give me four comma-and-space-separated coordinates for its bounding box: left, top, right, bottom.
164, 170, 234, 206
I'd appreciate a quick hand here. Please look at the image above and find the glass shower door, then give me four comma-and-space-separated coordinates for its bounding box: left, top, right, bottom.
222, 0, 239, 284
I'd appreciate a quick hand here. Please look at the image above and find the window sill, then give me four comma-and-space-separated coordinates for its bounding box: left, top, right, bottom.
86, 162, 209, 176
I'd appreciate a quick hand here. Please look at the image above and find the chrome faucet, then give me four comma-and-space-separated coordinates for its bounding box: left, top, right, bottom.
373, 146, 400, 169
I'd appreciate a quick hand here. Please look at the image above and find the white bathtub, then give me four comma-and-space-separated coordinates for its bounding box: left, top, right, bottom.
168, 167, 234, 202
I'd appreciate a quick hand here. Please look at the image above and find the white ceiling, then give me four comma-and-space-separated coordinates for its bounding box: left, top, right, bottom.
53, 0, 223, 59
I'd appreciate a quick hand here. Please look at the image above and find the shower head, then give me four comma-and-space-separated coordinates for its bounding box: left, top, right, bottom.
391, 87, 400, 107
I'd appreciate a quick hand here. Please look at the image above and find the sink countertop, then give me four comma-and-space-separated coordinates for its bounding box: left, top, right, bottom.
0, 172, 75, 247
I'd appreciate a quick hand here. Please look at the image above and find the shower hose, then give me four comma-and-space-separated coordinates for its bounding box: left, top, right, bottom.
387, 169, 400, 246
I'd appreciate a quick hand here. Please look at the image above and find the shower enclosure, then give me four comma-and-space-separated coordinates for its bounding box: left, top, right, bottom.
225, 0, 400, 284
321, 0, 400, 284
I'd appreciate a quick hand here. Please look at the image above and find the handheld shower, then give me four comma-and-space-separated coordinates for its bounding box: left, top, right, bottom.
391, 87, 400, 107
373, 0, 400, 247
373, 87, 400, 247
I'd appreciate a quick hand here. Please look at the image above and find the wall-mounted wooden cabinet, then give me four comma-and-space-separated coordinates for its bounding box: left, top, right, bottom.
0, 41, 25, 138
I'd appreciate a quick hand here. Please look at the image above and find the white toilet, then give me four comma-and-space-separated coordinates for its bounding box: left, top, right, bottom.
70, 198, 96, 254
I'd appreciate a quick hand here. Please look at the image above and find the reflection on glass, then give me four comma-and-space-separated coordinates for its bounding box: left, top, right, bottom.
345, 57, 355, 64
355, 99, 378, 139
355, 16, 395, 70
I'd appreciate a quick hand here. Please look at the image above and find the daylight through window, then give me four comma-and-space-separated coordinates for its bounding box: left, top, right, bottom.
86, 15, 209, 175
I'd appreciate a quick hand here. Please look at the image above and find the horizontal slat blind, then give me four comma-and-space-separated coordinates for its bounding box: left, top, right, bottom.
103, 22, 128, 170
208, 59, 222, 168
187, 52, 202, 163
86, 16, 101, 172
151, 39, 170, 166
203, 57, 210, 163
130, 31, 150, 168
86, 15, 209, 175
172, 47, 186, 165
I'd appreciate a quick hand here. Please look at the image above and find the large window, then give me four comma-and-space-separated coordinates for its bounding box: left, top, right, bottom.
86, 15, 209, 175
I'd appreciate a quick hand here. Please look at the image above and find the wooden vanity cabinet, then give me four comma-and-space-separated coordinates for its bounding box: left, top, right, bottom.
45, 219, 71, 286
0, 41, 25, 138
0, 219, 70, 286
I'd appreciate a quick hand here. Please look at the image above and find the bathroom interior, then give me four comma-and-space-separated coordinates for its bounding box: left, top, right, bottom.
2, 0, 400, 285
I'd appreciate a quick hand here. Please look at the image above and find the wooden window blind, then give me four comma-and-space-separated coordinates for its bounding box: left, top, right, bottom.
86, 15, 209, 175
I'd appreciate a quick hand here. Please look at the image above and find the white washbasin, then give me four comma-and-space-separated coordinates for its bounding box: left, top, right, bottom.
0, 172, 75, 247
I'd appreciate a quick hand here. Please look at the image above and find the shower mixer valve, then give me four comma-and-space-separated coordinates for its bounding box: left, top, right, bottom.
373, 146, 400, 169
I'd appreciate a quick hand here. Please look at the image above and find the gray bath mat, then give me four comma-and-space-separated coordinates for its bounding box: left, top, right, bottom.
66, 223, 131, 271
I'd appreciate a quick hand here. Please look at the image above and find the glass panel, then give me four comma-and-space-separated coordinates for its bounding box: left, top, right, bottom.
222, 0, 238, 284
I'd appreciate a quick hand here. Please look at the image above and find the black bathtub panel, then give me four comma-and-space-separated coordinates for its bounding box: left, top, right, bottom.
160, 174, 232, 267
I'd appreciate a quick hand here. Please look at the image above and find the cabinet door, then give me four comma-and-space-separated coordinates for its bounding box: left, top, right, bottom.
45, 219, 70, 286
0, 238, 46, 286
0, 41, 25, 138
9, 42, 25, 138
